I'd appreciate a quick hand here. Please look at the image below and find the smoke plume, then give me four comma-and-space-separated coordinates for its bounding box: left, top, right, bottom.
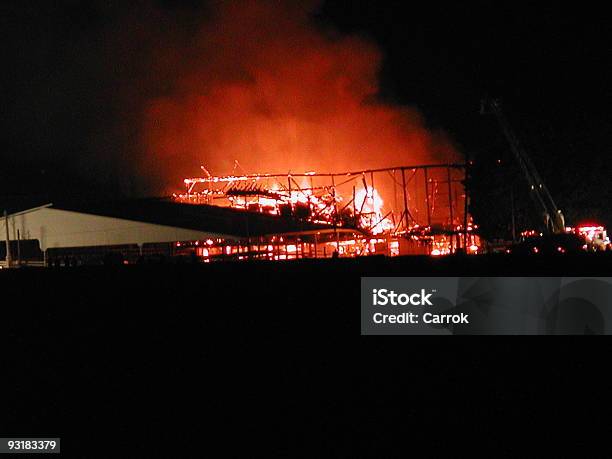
140, 0, 458, 193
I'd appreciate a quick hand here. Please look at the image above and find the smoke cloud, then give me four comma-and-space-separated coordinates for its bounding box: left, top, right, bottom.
139, 0, 458, 193
3, 1, 457, 198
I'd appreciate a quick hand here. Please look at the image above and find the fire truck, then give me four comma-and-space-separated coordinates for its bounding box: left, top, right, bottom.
482, 99, 609, 253
573, 225, 609, 252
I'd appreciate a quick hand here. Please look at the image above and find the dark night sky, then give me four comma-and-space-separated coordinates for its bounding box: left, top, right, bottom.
2, 1, 611, 236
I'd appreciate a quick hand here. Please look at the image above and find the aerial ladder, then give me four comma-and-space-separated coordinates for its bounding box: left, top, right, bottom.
481, 98, 566, 234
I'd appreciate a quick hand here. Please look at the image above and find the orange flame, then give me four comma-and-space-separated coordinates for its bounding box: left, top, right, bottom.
140, 1, 458, 194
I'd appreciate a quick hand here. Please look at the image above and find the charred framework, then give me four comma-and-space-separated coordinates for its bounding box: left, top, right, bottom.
175, 163, 474, 253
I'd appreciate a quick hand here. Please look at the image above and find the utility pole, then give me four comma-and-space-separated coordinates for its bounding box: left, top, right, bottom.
463, 164, 469, 250
401, 168, 409, 232
331, 175, 340, 250
17, 229, 21, 267
4, 210, 11, 268
424, 168, 432, 227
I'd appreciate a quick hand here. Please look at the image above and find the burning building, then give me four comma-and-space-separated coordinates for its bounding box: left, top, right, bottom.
1, 162, 480, 268
171, 162, 480, 261
124, 1, 480, 261
1, 1, 482, 267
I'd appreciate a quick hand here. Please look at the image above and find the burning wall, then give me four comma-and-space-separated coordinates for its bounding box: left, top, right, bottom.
178, 165, 468, 235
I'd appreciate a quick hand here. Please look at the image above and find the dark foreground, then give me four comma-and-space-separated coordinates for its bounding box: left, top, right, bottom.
2, 254, 611, 456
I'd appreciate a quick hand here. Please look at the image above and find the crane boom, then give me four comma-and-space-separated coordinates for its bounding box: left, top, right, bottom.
482, 99, 565, 234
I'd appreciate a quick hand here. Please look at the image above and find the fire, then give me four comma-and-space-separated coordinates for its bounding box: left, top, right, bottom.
134, 0, 470, 261
354, 186, 393, 235
140, 1, 457, 194
177, 167, 404, 234
355, 186, 383, 215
